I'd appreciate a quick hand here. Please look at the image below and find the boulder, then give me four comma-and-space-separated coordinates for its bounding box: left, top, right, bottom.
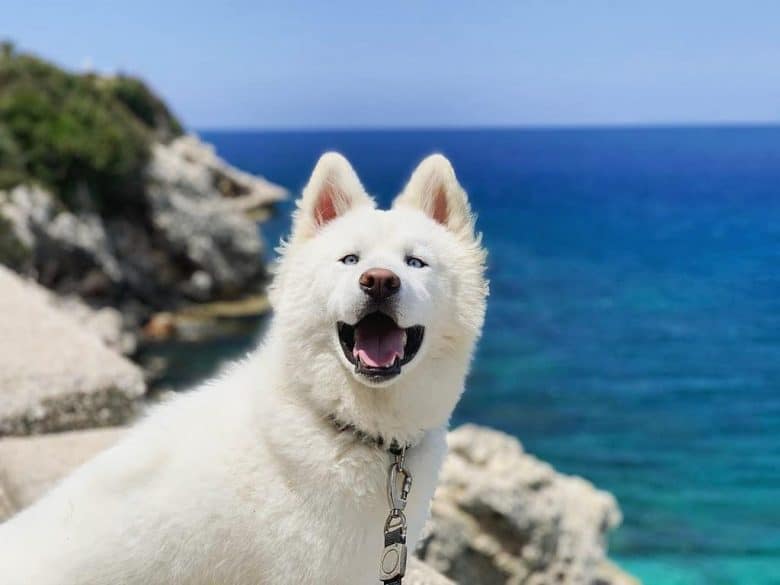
0, 267, 146, 436
0, 185, 122, 296
149, 134, 286, 212
418, 425, 638, 585
0, 427, 124, 518
407, 557, 456, 585
145, 135, 285, 299
51, 295, 138, 356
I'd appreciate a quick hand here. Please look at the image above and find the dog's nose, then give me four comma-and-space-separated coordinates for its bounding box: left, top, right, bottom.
359, 268, 401, 301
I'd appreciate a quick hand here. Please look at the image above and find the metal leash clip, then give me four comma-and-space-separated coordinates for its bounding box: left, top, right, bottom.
380, 446, 413, 584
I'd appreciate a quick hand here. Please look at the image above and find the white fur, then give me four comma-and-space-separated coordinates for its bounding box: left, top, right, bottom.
0, 153, 488, 585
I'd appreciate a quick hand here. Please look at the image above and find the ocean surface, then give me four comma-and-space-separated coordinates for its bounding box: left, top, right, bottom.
184, 127, 779, 585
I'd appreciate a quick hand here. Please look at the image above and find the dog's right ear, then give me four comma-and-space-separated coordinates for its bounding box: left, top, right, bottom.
290, 152, 374, 242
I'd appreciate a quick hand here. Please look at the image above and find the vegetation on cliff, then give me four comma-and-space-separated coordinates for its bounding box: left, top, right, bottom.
0, 41, 182, 213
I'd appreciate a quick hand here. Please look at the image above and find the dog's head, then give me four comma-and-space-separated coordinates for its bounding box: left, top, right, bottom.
270, 153, 487, 434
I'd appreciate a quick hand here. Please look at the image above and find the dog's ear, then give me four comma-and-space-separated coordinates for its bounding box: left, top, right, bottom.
393, 154, 474, 238
291, 152, 375, 242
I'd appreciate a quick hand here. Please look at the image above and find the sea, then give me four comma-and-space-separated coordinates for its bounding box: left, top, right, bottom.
162, 127, 780, 585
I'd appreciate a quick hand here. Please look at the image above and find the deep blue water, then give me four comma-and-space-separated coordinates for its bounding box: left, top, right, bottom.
199, 127, 780, 585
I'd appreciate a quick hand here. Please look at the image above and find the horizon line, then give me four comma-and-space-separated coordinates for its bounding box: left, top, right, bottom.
194, 121, 780, 134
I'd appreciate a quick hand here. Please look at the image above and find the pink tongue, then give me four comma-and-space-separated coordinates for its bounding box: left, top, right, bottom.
353, 323, 405, 368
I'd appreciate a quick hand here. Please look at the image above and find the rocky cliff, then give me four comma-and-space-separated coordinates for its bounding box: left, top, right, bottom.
0, 134, 285, 329
0, 46, 286, 337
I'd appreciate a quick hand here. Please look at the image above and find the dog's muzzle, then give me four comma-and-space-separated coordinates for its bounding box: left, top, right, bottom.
337, 312, 424, 381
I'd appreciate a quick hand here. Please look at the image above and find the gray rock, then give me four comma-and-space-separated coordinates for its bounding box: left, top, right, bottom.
51, 295, 138, 355
150, 134, 286, 210
0, 200, 135, 352
0, 427, 124, 518
0, 267, 146, 436
407, 557, 456, 585
144, 181, 261, 297
0, 185, 122, 295
145, 135, 285, 298
0, 134, 286, 314
418, 425, 638, 585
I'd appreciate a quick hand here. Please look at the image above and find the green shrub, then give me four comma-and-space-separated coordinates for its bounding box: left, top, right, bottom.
105, 76, 183, 141
0, 44, 183, 214
0, 125, 26, 189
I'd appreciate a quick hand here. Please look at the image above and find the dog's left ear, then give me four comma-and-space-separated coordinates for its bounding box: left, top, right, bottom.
392, 154, 474, 238
291, 152, 375, 242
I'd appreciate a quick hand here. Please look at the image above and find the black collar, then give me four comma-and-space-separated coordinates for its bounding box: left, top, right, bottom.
326, 414, 412, 455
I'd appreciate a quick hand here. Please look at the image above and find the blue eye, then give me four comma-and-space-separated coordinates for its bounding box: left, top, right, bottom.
340, 254, 359, 265
406, 256, 427, 269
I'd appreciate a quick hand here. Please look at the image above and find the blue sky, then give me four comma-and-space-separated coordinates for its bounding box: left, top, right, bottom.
6, 0, 780, 128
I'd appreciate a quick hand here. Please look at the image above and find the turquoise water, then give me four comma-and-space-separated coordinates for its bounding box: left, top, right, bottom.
198, 127, 780, 585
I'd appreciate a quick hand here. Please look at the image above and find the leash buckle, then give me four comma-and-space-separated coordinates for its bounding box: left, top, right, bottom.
379, 542, 407, 581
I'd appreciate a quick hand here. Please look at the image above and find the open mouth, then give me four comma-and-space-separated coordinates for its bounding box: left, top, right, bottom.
337, 312, 424, 381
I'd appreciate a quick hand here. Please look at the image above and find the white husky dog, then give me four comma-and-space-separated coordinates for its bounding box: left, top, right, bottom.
0, 153, 487, 585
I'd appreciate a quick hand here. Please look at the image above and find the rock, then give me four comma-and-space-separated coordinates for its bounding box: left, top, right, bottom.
594, 560, 641, 585
49, 294, 138, 356
142, 294, 271, 342
145, 135, 285, 299
0, 134, 286, 320
407, 557, 456, 585
158, 135, 286, 211
0, 267, 146, 436
0, 188, 139, 353
0, 185, 122, 295
418, 425, 638, 585
0, 427, 124, 519
183, 269, 214, 301
143, 312, 177, 340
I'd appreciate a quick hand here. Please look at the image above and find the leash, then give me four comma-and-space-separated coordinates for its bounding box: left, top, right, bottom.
325, 414, 415, 584
380, 443, 412, 584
